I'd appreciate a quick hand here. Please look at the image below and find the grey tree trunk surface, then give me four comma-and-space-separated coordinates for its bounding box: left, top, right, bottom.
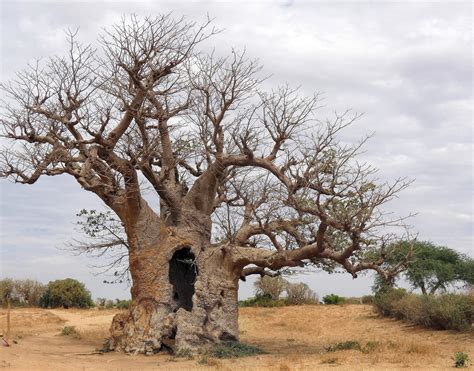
110, 220, 239, 354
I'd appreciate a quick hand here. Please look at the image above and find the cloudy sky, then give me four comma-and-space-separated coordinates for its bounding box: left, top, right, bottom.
0, 0, 472, 300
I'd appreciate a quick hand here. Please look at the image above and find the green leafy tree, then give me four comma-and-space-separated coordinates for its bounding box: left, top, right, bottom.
375, 241, 474, 295
322, 293, 345, 305
40, 278, 94, 308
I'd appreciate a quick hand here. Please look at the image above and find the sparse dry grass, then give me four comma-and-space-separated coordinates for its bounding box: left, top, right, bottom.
0, 308, 65, 336
1, 305, 472, 370
238, 305, 473, 369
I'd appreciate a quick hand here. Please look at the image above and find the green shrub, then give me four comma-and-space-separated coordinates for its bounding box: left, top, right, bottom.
393, 293, 424, 323
116, 299, 131, 309
453, 352, 470, 368
40, 278, 94, 309
239, 294, 287, 307
422, 294, 474, 331
322, 294, 346, 305
373, 288, 407, 316
209, 341, 265, 358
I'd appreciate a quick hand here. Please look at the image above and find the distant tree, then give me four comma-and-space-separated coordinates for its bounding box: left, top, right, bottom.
375, 241, 474, 295
0, 278, 15, 305
254, 275, 288, 300
15, 279, 45, 307
96, 297, 107, 308
322, 293, 345, 305
286, 282, 318, 305
40, 278, 94, 308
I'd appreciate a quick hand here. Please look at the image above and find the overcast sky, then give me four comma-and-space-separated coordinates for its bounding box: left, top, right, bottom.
0, 0, 472, 300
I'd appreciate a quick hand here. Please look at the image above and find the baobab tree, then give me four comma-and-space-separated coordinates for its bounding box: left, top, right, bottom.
0, 15, 412, 354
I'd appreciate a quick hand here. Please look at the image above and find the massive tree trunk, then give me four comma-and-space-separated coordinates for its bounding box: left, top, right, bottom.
109, 206, 240, 354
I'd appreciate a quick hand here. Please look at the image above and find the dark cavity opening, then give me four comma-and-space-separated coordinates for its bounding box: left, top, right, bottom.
169, 247, 197, 312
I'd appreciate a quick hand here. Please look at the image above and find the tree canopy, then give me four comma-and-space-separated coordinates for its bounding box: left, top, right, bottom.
40, 278, 94, 308
376, 241, 473, 295
0, 15, 413, 279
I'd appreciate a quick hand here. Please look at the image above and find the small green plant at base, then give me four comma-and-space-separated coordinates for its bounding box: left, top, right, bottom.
453, 352, 470, 368
326, 340, 361, 352
60, 326, 80, 338
208, 341, 265, 358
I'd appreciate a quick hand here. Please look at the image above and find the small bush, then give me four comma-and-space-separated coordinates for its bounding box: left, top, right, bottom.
60, 326, 80, 338
325, 340, 379, 353
363, 341, 379, 353
286, 283, 318, 305
322, 294, 346, 305
326, 340, 361, 352
321, 357, 339, 364
392, 293, 424, 322
453, 352, 470, 368
209, 341, 265, 358
373, 288, 407, 316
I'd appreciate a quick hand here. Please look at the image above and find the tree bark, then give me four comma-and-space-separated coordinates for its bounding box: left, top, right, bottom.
109, 208, 240, 354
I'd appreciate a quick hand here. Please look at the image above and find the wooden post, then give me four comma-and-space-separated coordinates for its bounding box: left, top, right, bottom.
6, 297, 11, 345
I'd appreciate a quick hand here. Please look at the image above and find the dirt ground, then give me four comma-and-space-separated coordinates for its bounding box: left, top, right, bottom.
0, 305, 472, 370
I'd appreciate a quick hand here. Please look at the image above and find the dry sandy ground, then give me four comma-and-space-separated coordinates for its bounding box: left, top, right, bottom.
0, 305, 472, 370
